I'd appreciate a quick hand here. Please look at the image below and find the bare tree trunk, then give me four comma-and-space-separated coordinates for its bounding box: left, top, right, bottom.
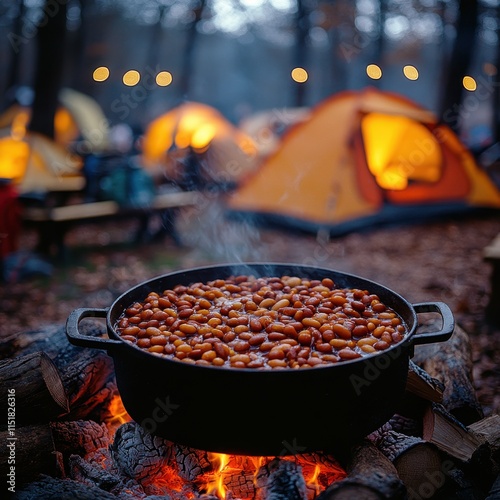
179, 0, 206, 98
494, 22, 500, 145
3, 0, 25, 108
294, 0, 309, 107
439, 0, 479, 134
28, 0, 68, 139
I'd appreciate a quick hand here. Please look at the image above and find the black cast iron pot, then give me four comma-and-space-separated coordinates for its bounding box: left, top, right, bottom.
66, 263, 454, 456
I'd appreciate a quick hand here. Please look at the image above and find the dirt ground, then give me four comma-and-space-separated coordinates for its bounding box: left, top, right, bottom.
1, 201, 499, 417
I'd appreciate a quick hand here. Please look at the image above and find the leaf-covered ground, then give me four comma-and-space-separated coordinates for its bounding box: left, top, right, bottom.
1, 203, 499, 416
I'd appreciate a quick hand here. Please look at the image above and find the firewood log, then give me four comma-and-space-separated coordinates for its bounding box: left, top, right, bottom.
2, 322, 117, 421
405, 360, 444, 403
423, 403, 484, 462
412, 324, 483, 425
468, 414, 500, 457
0, 351, 69, 429
317, 440, 406, 500
0, 423, 61, 487
368, 423, 444, 496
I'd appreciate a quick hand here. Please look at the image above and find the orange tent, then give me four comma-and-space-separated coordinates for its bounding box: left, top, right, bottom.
228, 88, 500, 232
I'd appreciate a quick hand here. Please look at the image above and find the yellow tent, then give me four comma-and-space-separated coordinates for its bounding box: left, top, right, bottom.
228, 88, 500, 232
141, 102, 259, 185
0, 129, 83, 194
0, 88, 110, 152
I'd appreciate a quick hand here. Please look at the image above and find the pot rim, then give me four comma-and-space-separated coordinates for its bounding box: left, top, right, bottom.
104, 262, 419, 372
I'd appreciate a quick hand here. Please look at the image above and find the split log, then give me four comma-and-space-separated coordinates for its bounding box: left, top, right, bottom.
255, 458, 308, 500
14, 475, 118, 500
0, 423, 61, 487
0, 351, 69, 429
317, 440, 406, 500
412, 324, 483, 425
368, 423, 444, 496
405, 360, 444, 403
423, 403, 483, 462
468, 414, 500, 457
109, 421, 172, 484
51, 420, 110, 457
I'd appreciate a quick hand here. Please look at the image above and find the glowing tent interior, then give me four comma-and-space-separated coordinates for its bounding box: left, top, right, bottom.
227, 88, 500, 233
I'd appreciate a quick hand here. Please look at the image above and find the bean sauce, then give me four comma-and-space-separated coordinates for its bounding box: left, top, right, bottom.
115, 275, 407, 369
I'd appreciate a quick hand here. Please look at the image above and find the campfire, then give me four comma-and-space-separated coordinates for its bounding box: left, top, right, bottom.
1, 318, 499, 499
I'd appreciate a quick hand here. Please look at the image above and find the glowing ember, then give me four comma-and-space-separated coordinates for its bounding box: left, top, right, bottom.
104, 393, 132, 433
103, 395, 346, 498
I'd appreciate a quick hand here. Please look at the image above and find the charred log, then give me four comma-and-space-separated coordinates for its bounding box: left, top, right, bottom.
174, 444, 212, 481
68, 454, 121, 492
255, 458, 308, 500
413, 324, 483, 424
51, 420, 110, 457
14, 475, 118, 500
317, 440, 405, 500
0, 351, 69, 429
0, 424, 61, 487
110, 421, 172, 484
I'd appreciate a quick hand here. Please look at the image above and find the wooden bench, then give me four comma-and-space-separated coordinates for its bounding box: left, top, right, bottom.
483, 233, 500, 326
21, 190, 198, 258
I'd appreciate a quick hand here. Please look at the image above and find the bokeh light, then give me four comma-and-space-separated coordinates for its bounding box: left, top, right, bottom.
156, 71, 173, 86
291, 67, 308, 83
463, 76, 477, 91
366, 64, 382, 80
403, 65, 419, 80
93, 66, 110, 82
123, 70, 141, 86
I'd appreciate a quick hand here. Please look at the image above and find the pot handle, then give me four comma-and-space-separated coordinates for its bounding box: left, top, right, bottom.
411, 302, 455, 345
66, 307, 122, 351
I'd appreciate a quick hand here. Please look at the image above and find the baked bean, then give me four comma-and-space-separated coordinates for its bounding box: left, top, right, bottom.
121, 335, 137, 343
333, 323, 352, 340
268, 332, 286, 341
148, 345, 164, 354
151, 336, 167, 346
338, 348, 361, 360
297, 331, 312, 345
117, 274, 407, 369
268, 359, 287, 368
